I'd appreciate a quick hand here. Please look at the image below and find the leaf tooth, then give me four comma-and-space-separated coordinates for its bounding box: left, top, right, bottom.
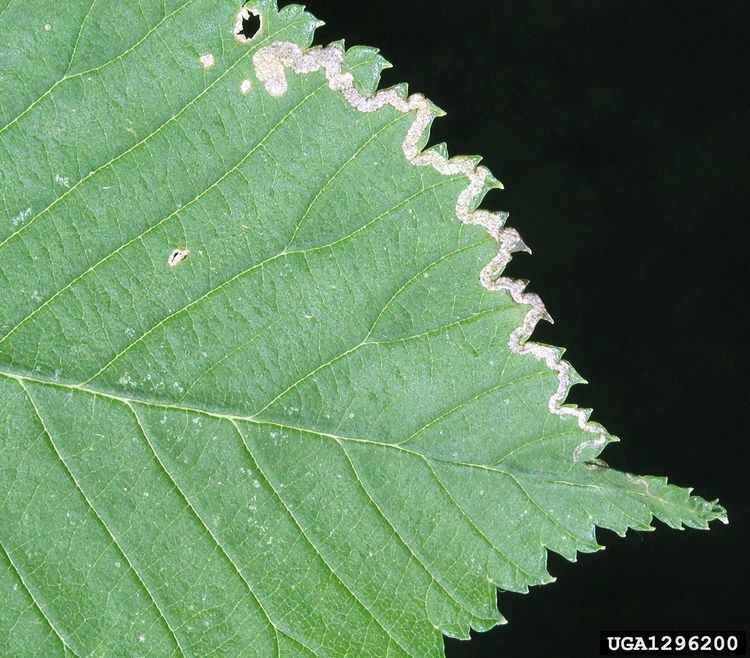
567, 365, 588, 387
278, 3, 324, 43
342, 44, 393, 96
278, 4, 311, 20
390, 82, 410, 99
459, 154, 484, 168
426, 142, 450, 159
462, 164, 507, 211
484, 170, 505, 191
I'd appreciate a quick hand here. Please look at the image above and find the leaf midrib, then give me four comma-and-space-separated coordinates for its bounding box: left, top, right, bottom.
0, 366, 587, 490
0, 367, 664, 656
0, 366, 671, 539
6, 369, 424, 658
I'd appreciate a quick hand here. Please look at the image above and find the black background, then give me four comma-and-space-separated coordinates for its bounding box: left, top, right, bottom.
304, 1, 748, 656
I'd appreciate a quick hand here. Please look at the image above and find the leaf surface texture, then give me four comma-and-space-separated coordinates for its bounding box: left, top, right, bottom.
0, 1, 725, 655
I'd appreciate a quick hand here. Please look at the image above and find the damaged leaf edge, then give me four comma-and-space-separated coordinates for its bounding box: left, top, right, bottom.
244, 3, 726, 530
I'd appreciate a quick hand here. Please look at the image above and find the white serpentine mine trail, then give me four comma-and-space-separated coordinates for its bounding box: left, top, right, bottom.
250, 24, 611, 463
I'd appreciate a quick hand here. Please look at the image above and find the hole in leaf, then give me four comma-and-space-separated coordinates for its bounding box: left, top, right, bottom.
236, 7, 261, 41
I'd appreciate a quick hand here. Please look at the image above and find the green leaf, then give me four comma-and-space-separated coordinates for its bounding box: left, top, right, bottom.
0, 1, 726, 655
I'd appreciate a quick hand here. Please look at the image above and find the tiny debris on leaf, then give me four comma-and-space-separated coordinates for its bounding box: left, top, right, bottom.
167, 249, 190, 268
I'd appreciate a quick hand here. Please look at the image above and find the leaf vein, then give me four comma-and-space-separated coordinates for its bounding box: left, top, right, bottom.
0, 0, 197, 139
337, 439, 493, 622
127, 402, 318, 658
82, 178, 456, 385
63, 0, 98, 78
252, 240, 490, 417
0, 16, 309, 252
0, 78, 331, 347
233, 420, 419, 658
16, 380, 189, 656
0, 539, 81, 658
397, 366, 545, 447
419, 456, 538, 585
